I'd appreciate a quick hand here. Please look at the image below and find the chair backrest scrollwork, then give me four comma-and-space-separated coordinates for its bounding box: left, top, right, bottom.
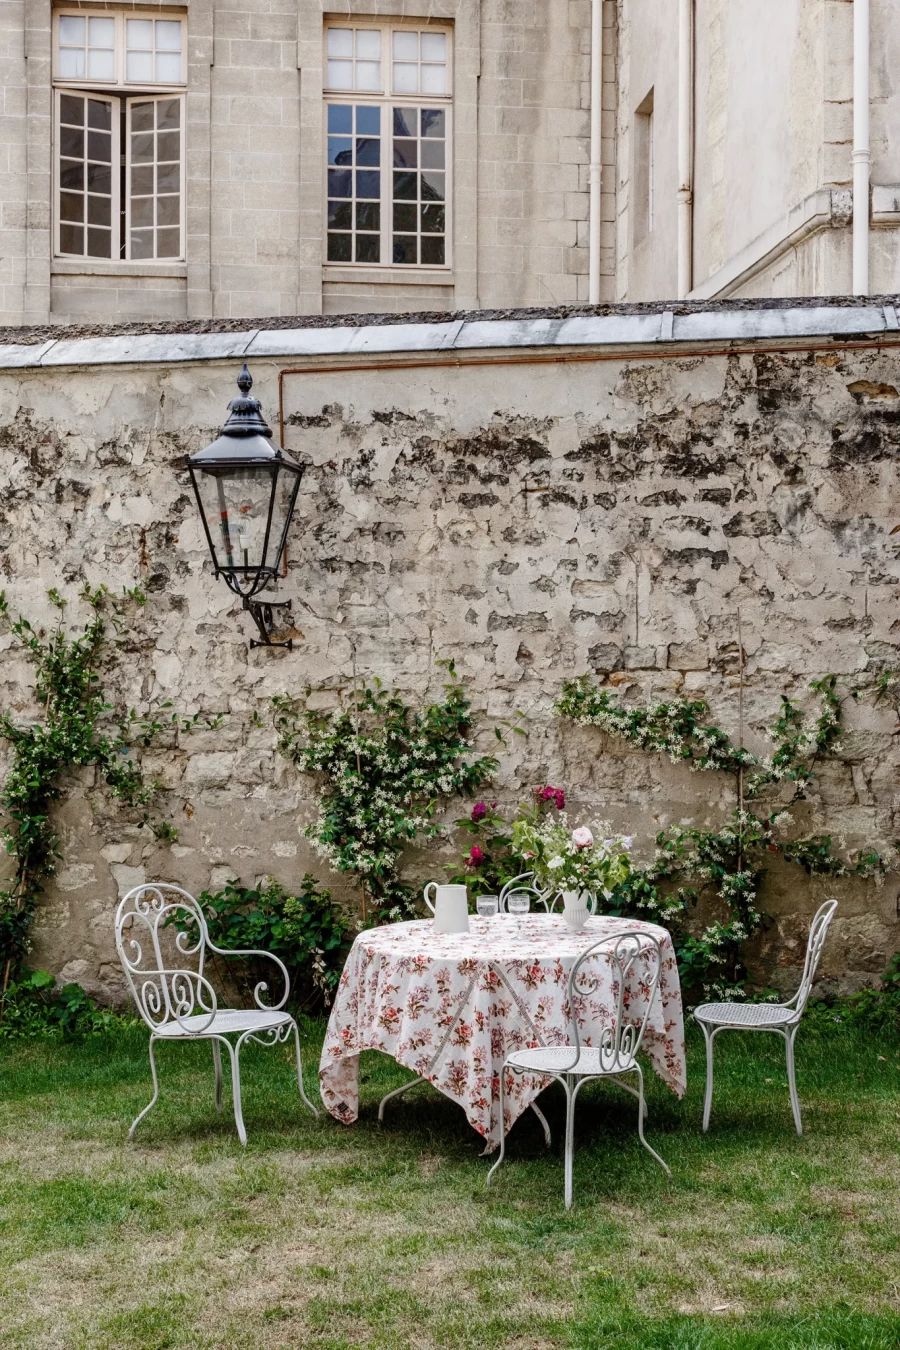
115, 884, 219, 1034
498, 872, 558, 914
788, 899, 838, 1015
566, 928, 663, 1074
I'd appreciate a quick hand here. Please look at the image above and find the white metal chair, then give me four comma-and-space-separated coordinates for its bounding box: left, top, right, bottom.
115, 883, 319, 1144
693, 898, 838, 1136
487, 929, 670, 1208
498, 872, 557, 913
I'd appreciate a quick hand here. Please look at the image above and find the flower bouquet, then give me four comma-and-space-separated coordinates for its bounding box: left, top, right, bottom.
511, 808, 632, 930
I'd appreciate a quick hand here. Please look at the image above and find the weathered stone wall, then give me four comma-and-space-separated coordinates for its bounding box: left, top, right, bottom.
2, 332, 900, 1000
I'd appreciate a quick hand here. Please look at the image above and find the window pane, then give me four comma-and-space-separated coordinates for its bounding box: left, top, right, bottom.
356, 233, 379, 262
156, 52, 182, 83
422, 203, 445, 233
421, 108, 445, 137
157, 194, 180, 226
60, 125, 83, 158
327, 29, 352, 57
131, 102, 155, 133
393, 171, 416, 200
87, 194, 111, 225
356, 137, 380, 167
421, 235, 445, 265
355, 105, 380, 135
327, 168, 352, 198
355, 170, 380, 198
327, 60, 352, 88
127, 51, 154, 82
421, 139, 444, 169
60, 95, 84, 127
131, 133, 155, 164
355, 62, 381, 91
60, 160, 84, 190
131, 164, 153, 194
393, 235, 417, 264
393, 108, 416, 137
157, 131, 180, 162
328, 137, 352, 165
59, 223, 83, 254
157, 227, 180, 257
421, 170, 445, 200
157, 162, 179, 192
59, 191, 83, 222
59, 16, 85, 45
157, 99, 180, 129
87, 226, 111, 257
327, 232, 351, 261
393, 63, 418, 93
421, 33, 446, 61
87, 130, 111, 162
58, 49, 85, 79
393, 32, 418, 59
87, 49, 114, 80
328, 201, 352, 229
356, 201, 380, 230
328, 104, 352, 134
131, 229, 154, 259
88, 99, 111, 130
87, 162, 111, 194
156, 21, 182, 51
131, 196, 154, 227
393, 202, 416, 231
356, 30, 381, 58
421, 65, 446, 95
393, 139, 417, 167
127, 19, 154, 49
88, 16, 115, 47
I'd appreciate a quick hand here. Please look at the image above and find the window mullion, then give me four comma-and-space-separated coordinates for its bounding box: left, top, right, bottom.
382, 102, 390, 267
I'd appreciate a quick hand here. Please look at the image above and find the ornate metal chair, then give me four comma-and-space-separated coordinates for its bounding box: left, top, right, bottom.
115, 883, 319, 1144
498, 872, 557, 913
487, 929, 669, 1208
693, 898, 838, 1136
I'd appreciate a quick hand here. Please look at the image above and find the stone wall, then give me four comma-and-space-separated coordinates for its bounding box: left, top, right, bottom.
2, 318, 900, 1000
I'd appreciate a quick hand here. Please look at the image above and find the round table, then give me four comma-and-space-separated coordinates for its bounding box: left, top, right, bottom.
319, 913, 686, 1149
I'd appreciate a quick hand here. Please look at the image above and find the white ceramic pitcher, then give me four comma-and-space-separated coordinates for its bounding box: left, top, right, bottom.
561, 888, 597, 932
424, 882, 470, 934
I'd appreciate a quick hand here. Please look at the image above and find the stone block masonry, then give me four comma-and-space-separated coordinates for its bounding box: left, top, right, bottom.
0, 300, 899, 1001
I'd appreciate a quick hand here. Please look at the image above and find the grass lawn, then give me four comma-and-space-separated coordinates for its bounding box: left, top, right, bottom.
1, 1019, 899, 1350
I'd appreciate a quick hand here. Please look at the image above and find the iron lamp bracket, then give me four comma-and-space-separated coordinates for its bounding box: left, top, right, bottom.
243, 595, 293, 650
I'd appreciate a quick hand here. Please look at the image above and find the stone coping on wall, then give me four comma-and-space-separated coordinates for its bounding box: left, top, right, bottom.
1, 299, 899, 370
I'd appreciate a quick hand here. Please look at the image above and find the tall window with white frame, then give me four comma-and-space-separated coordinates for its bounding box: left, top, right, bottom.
52, 9, 186, 262
324, 22, 451, 268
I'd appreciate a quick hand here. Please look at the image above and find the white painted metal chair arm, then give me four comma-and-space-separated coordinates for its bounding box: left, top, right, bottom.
203, 939, 291, 1012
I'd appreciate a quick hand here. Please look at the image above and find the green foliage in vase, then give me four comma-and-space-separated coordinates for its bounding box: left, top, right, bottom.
169, 876, 351, 1010
0, 585, 210, 1010
273, 662, 498, 922
554, 673, 896, 997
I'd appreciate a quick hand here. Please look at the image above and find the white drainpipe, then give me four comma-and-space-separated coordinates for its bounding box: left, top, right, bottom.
588, 0, 603, 304
853, 0, 871, 295
677, 0, 694, 298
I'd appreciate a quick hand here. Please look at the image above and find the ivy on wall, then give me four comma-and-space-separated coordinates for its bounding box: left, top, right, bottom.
554, 674, 894, 994
273, 662, 498, 923
0, 586, 202, 1007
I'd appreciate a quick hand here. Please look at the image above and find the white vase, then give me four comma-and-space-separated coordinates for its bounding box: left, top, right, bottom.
561, 889, 595, 932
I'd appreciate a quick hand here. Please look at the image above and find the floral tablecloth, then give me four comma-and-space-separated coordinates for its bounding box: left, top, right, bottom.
319, 914, 686, 1149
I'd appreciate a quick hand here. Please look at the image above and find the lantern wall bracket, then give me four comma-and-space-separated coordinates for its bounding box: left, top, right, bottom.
244, 595, 294, 650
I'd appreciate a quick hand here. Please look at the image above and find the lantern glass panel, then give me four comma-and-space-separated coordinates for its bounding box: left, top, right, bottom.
264, 465, 302, 573
193, 464, 277, 577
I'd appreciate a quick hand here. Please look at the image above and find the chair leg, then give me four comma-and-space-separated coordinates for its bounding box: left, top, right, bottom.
701, 1024, 716, 1132
785, 1025, 803, 1137
212, 1039, 223, 1112
634, 1065, 671, 1177
291, 1019, 320, 1118
530, 1100, 552, 1148
377, 1075, 425, 1123
486, 1067, 509, 1187
226, 1037, 247, 1146
129, 1036, 160, 1141
563, 1078, 577, 1210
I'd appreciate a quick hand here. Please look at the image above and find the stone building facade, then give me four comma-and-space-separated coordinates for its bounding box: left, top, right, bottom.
3, 0, 899, 329
1, 299, 899, 998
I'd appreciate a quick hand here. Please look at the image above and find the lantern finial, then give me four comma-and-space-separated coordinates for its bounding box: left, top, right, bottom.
237, 363, 252, 395
221, 364, 272, 438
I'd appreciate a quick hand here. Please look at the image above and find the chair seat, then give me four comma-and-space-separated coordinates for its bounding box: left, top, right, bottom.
694, 1001, 797, 1029
154, 1009, 293, 1038
507, 1044, 638, 1076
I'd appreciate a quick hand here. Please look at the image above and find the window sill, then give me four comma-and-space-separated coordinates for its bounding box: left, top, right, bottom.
322, 264, 453, 286
52, 258, 187, 279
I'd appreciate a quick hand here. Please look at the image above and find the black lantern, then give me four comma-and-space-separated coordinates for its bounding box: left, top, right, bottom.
188, 365, 304, 649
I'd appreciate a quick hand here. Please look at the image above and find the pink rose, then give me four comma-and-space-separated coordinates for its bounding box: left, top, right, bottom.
572, 827, 594, 849
468, 845, 485, 865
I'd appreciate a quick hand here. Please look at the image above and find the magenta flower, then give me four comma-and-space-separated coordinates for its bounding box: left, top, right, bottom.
468, 845, 485, 866
554, 788, 566, 811
471, 802, 487, 822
